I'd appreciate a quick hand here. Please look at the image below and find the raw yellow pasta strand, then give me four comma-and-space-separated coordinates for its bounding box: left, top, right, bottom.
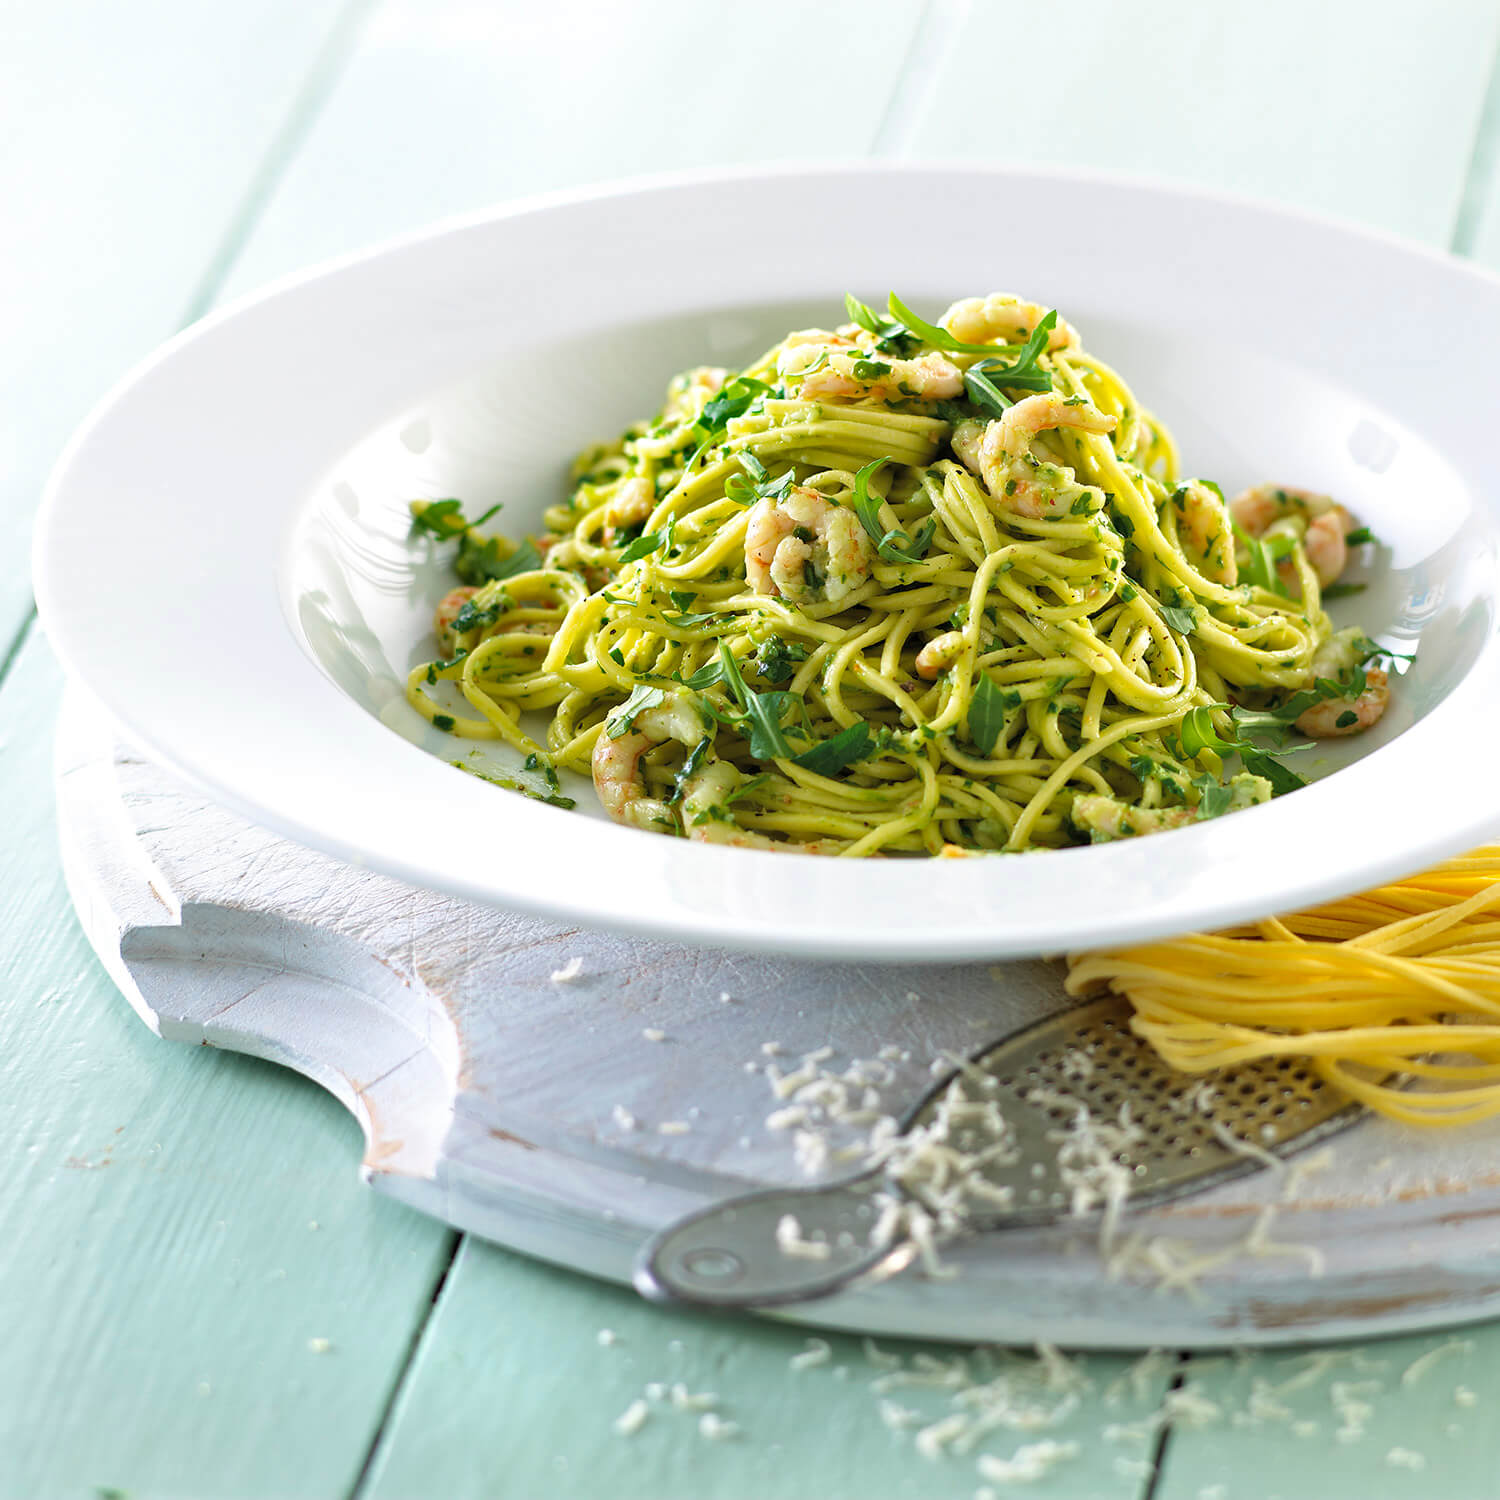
1066, 846, 1500, 1126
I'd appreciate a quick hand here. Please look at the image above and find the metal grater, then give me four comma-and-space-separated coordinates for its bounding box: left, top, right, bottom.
636, 995, 1364, 1309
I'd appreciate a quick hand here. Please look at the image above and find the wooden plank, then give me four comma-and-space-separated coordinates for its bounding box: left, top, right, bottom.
0, 629, 456, 1499
905, 0, 1500, 246
359, 1236, 1177, 1500
1153, 1330, 1500, 1499
215, 0, 925, 299
0, 0, 359, 650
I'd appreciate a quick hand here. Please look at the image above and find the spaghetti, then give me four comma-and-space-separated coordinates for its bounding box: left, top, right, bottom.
1067, 848, 1500, 1126
406, 292, 1394, 855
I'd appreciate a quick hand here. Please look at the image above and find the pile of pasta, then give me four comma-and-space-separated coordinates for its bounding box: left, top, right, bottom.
1067, 848, 1500, 1126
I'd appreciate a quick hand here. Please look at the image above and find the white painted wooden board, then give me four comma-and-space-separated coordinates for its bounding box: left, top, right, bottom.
55, 684, 1500, 1350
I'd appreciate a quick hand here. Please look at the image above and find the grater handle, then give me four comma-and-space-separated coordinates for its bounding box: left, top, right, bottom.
634, 1177, 908, 1309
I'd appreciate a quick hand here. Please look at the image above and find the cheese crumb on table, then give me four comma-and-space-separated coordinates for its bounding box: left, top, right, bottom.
612, 1399, 650, 1437
789, 1338, 832, 1371
549, 956, 584, 983
641, 1028, 666, 1043
307, 1338, 331, 1354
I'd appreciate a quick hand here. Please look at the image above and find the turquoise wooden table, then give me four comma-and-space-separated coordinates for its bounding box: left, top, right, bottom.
6, 3, 1500, 1496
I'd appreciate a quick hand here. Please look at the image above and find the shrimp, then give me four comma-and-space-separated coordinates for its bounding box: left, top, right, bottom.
601, 476, 654, 544
941, 293, 1080, 352
1073, 774, 1269, 843
972, 393, 1117, 519
591, 691, 707, 833
780, 343, 964, 405
1294, 627, 1389, 738
434, 586, 478, 655
915, 630, 965, 680
1171, 480, 1237, 585
1230, 484, 1356, 589
680, 761, 838, 853
745, 485, 874, 606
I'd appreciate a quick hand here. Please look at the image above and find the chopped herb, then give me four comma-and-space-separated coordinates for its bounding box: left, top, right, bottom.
851, 358, 892, 382
604, 684, 667, 738
450, 598, 502, 635
431, 714, 455, 732
452, 759, 575, 810
792, 720, 871, 777
1335, 709, 1358, 728
967, 673, 1009, 755
1321, 582, 1367, 599
1344, 525, 1376, 546
608, 646, 626, 666
753, 634, 808, 683
1159, 603, 1198, 634
668, 590, 697, 612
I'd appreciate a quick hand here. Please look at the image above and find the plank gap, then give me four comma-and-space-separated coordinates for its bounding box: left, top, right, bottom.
1450, 19, 1500, 256
1141, 1354, 1190, 1500
347, 1227, 464, 1500
178, 0, 381, 323
867, 0, 972, 158
0, 609, 37, 695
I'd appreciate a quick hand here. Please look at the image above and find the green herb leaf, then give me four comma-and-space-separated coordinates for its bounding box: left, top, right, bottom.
1232, 520, 1293, 598
1159, 603, 1198, 634
1240, 749, 1307, 796
692, 375, 768, 446
670, 734, 713, 803
618, 529, 666, 564
676, 660, 725, 690
967, 673, 1009, 755
792, 720, 871, 776
431, 713, 455, 732
886, 293, 1043, 357
604, 684, 666, 739
1344, 525, 1376, 546
1321, 582, 1367, 599
843, 293, 919, 355
455, 536, 540, 587
849, 457, 934, 564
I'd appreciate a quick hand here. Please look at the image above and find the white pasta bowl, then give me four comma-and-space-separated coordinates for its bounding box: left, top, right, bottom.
33, 164, 1500, 960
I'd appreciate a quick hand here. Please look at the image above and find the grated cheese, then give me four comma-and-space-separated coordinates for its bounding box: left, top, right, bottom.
613, 1399, 650, 1437
611, 1105, 637, 1131
789, 1338, 832, 1372
549, 956, 584, 983
775, 1214, 832, 1260
975, 1439, 1079, 1484
596, 1328, 618, 1347
1456, 1385, 1478, 1407
1386, 1446, 1426, 1470
641, 1028, 667, 1043
698, 1413, 739, 1441
1400, 1337, 1474, 1388
657, 1121, 690, 1135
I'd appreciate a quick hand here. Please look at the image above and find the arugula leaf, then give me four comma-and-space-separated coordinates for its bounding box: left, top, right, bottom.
675, 660, 725, 690
1159, 603, 1198, 634
849, 457, 935, 565
618, 528, 667, 564
1232, 519, 1293, 597
668, 590, 697, 612
456, 536, 540, 587
792, 721, 871, 776
409, 498, 503, 541
886, 293, 1047, 358
715, 640, 796, 759
844, 293, 920, 355
1242, 749, 1307, 794
1179, 705, 1236, 758
604, 684, 666, 739
1179, 703, 1308, 797
724, 452, 798, 507
1193, 777, 1235, 819
690, 375, 768, 456
959, 320, 1058, 415
670, 734, 713, 803
967, 673, 1010, 755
